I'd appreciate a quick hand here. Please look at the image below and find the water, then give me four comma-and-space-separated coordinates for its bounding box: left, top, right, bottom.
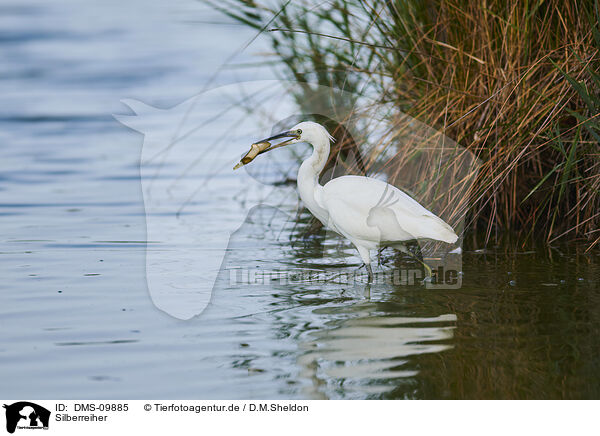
1, 0, 599, 400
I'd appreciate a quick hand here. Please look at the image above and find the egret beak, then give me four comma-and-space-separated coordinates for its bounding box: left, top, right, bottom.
233, 130, 300, 170
255, 130, 300, 153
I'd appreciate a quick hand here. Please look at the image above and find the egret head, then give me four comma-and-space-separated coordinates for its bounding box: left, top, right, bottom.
256, 121, 333, 150
234, 121, 334, 170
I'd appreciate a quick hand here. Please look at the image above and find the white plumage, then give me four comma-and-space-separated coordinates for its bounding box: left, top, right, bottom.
249, 121, 458, 282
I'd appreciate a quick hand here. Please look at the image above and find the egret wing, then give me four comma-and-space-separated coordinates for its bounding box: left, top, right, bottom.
318, 176, 457, 244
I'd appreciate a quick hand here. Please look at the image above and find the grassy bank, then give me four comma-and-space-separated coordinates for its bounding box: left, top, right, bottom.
211, 0, 600, 249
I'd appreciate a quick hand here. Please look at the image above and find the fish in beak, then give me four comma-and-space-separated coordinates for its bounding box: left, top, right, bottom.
234, 130, 300, 170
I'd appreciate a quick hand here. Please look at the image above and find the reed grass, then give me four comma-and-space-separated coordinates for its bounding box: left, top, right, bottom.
210, 0, 600, 248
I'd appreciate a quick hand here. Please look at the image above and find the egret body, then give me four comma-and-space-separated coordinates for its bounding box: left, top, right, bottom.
249, 121, 458, 282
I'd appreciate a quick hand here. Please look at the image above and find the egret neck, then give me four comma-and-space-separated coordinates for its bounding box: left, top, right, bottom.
297, 132, 330, 225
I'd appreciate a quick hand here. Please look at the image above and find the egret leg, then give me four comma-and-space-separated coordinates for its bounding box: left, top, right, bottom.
377, 247, 385, 267
365, 264, 374, 283
405, 250, 432, 279
420, 258, 433, 279
354, 244, 373, 283
393, 243, 432, 279
354, 263, 373, 283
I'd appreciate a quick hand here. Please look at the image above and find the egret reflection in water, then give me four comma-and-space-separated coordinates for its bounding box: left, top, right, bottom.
297, 311, 457, 398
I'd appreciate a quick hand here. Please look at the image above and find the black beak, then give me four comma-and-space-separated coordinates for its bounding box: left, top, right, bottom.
255, 130, 300, 154
257, 130, 298, 143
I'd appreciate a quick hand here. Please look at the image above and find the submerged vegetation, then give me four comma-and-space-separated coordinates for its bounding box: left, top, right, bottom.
211, 0, 600, 249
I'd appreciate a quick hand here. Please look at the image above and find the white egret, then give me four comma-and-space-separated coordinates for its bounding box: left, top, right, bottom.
239, 121, 458, 282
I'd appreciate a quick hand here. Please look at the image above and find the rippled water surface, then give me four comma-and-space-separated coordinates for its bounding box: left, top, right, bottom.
1, 0, 599, 400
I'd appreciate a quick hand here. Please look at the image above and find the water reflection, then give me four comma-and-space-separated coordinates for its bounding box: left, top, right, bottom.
297, 309, 456, 399
208, 203, 600, 399
214, 205, 459, 398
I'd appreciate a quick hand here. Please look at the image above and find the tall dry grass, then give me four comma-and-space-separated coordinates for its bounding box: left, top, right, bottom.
210, 0, 600, 249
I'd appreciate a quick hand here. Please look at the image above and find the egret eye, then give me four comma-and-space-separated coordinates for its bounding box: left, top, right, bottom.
297, 129, 302, 135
